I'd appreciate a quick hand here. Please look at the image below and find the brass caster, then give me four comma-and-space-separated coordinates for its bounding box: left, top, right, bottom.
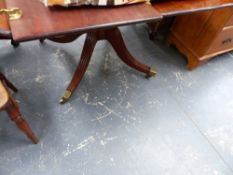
59, 90, 72, 104
145, 68, 157, 78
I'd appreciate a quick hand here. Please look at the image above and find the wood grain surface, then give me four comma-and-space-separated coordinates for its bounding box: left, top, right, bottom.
153, 0, 233, 17
5, 0, 161, 41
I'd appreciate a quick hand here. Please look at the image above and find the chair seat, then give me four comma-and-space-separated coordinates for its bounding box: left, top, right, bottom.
0, 81, 9, 108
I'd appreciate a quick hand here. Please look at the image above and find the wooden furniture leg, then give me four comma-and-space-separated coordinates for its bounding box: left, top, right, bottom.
11, 40, 19, 47
0, 32, 20, 47
60, 27, 156, 103
147, 21, 161, 40
107, 28, 155, 77
0, 74, 38, 144
59, 33, 98, 104
5, 98, 39, 144
0, 73, 18, 92
166, 32, 207, 70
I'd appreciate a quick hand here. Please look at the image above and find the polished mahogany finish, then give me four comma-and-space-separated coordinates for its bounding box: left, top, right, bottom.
147, 0, 233, 69
3, 0, 161, 103
0, 73, 38, 144
148, 0, 233, 39
3, 0, 233, 102
152, 0, 233, 17
6, 0, 161, 42
57, 28, 156, 103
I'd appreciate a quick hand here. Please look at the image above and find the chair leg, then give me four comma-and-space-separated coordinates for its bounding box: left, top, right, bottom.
147, 21, 161, 40
6, 98, 38, 144
0, 73, 18, 92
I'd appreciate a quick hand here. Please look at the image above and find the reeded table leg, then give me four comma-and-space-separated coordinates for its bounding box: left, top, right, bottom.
147, 21, 161, 40
107, 28, 156, 77
60, 33, 98, 104
60, 27, 156, 103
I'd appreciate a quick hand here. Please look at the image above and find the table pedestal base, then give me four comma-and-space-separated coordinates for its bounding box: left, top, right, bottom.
46, 27, 156, 103
147, 22, 161, 40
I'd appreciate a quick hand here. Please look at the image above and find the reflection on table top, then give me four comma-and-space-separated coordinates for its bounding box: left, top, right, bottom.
6, 0, 161, 41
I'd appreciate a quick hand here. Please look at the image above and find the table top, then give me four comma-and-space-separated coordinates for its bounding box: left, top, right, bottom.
6, 0, 161, 42
3, 0, 233, 41
152, 0, 233, 17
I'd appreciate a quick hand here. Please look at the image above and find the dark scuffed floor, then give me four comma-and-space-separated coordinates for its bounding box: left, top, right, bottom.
1, 24, 233, 175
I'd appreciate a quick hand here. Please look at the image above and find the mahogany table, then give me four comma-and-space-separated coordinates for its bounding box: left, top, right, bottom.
2, 0, 233, 103
2, 0, 162, 103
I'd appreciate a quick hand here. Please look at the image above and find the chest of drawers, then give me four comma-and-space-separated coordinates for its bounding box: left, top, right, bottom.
166, 7, 233, 70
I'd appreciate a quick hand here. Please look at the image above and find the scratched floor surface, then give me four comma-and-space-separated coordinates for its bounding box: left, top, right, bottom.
0, 24, 233, 175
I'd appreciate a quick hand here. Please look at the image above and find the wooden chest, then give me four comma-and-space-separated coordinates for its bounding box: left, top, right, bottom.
166, 7, 233, 70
